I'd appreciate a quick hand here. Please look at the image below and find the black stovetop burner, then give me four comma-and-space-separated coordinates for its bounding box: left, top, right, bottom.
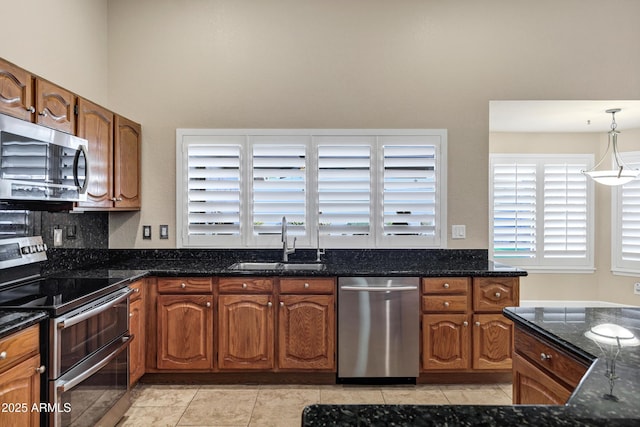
0, 275, 129, 316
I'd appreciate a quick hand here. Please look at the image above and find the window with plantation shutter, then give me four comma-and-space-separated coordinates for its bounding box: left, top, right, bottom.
250, 137, 308, 245
177, 129, 447, 248
317, 136, 373, 246
612, 152, 640, 274
489, 154, 593, 272
379, 137, 441, 246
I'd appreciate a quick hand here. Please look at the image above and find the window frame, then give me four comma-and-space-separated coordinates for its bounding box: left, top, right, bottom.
489, 153, 595, 273
611, 151, 640, 276
177, 128, 447, 249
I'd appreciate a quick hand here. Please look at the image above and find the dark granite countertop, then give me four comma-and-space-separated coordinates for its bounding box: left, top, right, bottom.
44, 248, 526, 278
0, 310, 47, 339
302, 307, 640, 426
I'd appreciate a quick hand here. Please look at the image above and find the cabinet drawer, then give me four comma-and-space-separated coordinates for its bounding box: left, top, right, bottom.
280, 278, 335, 294
422, 277, 469, 294
129, 279, 144, 302
219, 277, 274, 293
0, 325, 39, 374
514, 327, 590, 389
157, 277, 213, 294
422, 295, 469, 312
473, 277, 519, 312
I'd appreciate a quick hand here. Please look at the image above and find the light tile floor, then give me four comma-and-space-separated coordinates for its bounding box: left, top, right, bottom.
118, 383, 513, 427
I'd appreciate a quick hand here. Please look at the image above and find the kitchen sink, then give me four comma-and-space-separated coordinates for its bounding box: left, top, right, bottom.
228, 262, 283, 270
279, 263, 326, 271
227, 262, 326, 271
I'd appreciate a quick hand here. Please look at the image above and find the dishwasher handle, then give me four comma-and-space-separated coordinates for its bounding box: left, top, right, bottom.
340, 285, 418, 292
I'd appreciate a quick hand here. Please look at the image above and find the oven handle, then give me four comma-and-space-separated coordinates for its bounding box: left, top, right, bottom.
56, 288, 134, 330
56, 335, 130, 393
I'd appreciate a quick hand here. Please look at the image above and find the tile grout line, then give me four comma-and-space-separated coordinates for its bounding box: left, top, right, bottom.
174, 385, 202, 427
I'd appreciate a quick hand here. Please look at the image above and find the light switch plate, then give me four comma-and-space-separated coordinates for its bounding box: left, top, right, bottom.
142, 225, 152, 240
452, 225, 466, 239
634, 282, 640, 295
159, 225, 169, 239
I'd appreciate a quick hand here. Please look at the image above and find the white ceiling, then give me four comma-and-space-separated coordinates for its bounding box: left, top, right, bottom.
489, 100, 640, 133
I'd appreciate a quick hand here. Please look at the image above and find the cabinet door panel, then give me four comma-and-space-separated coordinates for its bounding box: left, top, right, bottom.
114, 115, 141, 209
76, 98, 114, 208
278, 295, 335, 370
473, 314, 513, 370
0, 58, 33, 121
218, 294, 274, 370
422, 314, 470, 370
0, 354, 40, 427
157, 294, 213, 370
35, 79, 75, 133
129, 298, 145, 384
513, 353, 572, 404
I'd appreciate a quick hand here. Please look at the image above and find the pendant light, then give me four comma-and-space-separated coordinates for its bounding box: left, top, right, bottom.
583, 108, 640, 186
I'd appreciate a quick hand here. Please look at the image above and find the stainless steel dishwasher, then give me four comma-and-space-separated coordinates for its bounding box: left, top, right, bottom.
338, 277, 419, 382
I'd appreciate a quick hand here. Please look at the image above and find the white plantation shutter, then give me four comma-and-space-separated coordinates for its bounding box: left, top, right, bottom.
543, 164, 588, 259
613, 152, 640, 273
490, 154, 593, 271
317, 137, 373, 244
379, 140, 439, 245
181, 136, 244, 246
177, 129, 447, 248
491, 161, 537, 259
251, 138, 307, 242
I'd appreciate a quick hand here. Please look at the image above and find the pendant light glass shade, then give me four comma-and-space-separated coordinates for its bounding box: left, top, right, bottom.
583, 109, 640, 186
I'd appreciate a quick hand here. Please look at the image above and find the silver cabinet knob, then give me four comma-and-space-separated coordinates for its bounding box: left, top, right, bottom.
463, 321, 469, 327
443, 301, 450, 308
267, 301, 273, 307
242, 283, 248, 289
206, 302, 211, 308
35, 365, 46, 374
443, 283, 450, 289
134, 288, 140, 293
181, 283, 186, 289
38, 110, 47, 117
280, 301, 285, 307
129, 312, 134, 317
475, 321, 481, 327
0, 351, 6, 360
540, 352, 552, 361
495, 292, 501, 298
304, 283, 310, 288
26, 106, 35, 113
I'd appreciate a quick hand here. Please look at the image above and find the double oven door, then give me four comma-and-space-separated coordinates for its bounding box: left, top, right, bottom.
47, 287, 132, 427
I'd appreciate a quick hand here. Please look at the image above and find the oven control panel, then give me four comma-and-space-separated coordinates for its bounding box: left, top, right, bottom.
0, 236, 47, 268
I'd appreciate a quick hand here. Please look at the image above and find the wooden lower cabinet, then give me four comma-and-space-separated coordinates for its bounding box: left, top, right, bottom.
157, 294, 214, 370
472, 314, 514, 370
218, 294, 275, 370
512, 326, 590, 404
512, 353, 572, 405
278, 294, 335, 370
129, 280, 145, 385
0, 324, 42, 427
421, 277, 519, 376
422, 314, 470, 370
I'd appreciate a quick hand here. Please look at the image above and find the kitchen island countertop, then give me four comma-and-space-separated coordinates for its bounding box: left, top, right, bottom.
302, 306, 640, 426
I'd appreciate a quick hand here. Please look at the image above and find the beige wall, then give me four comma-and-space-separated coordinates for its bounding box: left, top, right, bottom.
490, 130, 640, 305
0, 0, 109, 105
3, 1, 640, 303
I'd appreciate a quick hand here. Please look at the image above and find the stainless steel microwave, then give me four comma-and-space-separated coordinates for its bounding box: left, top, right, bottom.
0, 113, 89, 202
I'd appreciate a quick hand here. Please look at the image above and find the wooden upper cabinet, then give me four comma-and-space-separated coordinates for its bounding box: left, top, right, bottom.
34, 79, 75, 133
76, 97, 114, 209
114, 115, 142, 209
0, 58, 33, 121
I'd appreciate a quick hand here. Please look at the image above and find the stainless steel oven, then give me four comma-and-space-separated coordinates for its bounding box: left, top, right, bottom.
0, 236, 135, 427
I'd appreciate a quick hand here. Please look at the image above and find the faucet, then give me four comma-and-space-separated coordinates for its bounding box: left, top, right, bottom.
281, 216, 296, 262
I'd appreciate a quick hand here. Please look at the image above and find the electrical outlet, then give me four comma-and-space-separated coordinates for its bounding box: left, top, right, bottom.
142, 225, 152, 240
159, 225, 169, 239
635, 282, 640, 295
